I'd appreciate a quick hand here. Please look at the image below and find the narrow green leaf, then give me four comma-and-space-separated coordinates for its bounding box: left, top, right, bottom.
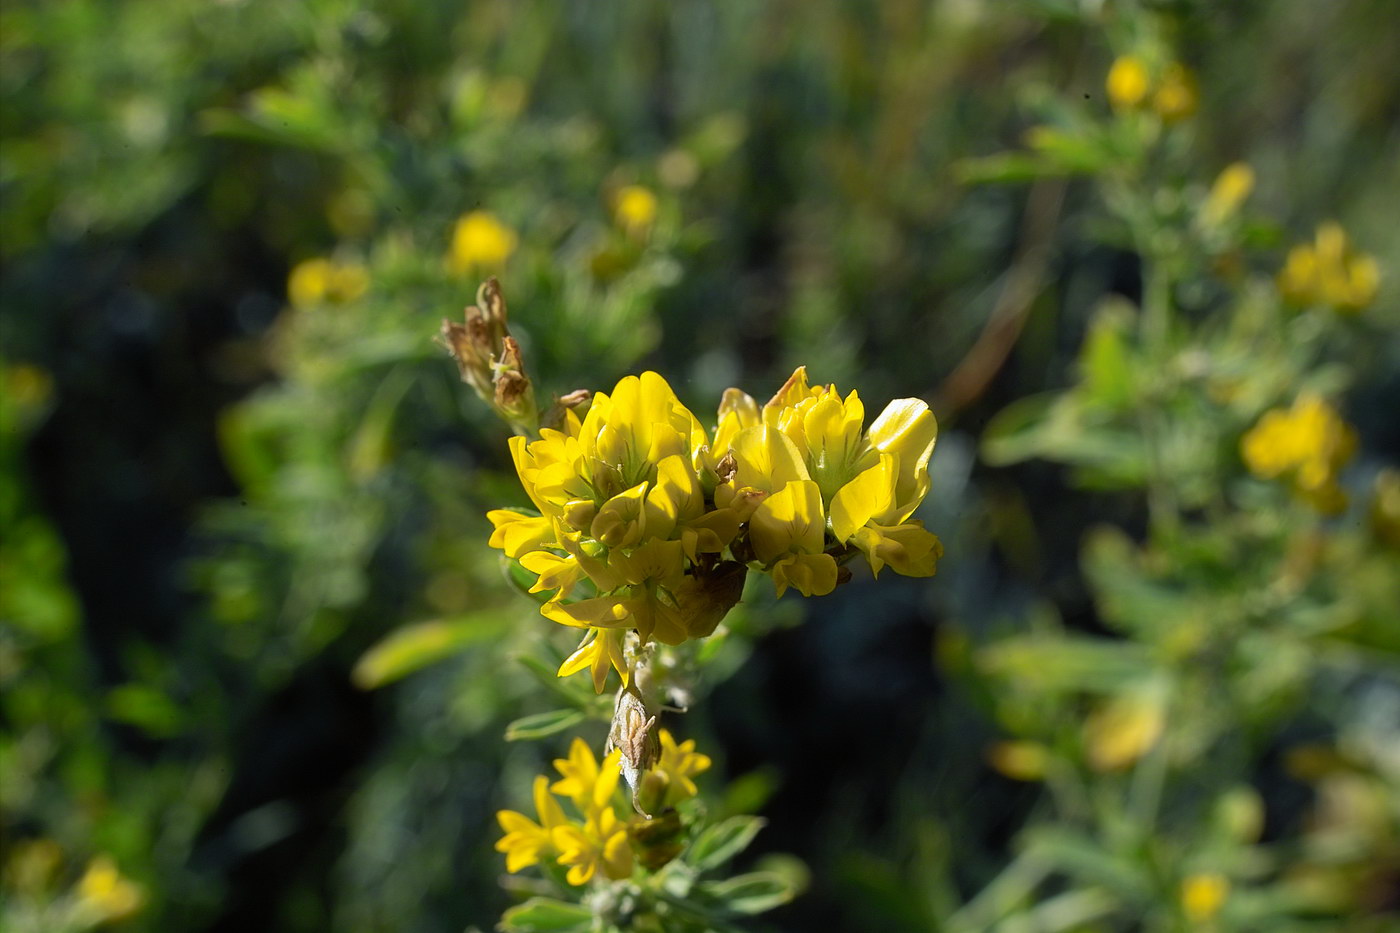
698, 871, 798, 915
352, 613, 506, 689
499, 897, 593, 932
687, 816, 767, 872
505, 709, 586, 742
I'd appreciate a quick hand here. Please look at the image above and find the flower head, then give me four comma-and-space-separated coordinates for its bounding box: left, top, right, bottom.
450, 210, 518, 273
614, 185, 659, 235
75, 856, 144, 923
1242, 394, 1357, 514
488, 365, 942, 691
1278, 222, 1379, 313
495, 775, 568, 872
287, 257, 369, 307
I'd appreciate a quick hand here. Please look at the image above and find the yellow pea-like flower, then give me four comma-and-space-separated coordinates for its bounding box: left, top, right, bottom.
749, 480, 837, 598
495, 775, 569, 873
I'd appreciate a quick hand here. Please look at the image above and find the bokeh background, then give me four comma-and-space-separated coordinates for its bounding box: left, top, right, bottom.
3, 1, 1398, 931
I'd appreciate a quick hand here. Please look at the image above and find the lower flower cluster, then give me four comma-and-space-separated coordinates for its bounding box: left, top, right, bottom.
496, 735, 710, 885
488, 366, 943, 692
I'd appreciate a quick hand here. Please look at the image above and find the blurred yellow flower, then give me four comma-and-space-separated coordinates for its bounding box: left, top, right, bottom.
987, 740, 1049, 781
1084, 692, 1164, 772
287, 257, 369, 307
495, 775, 568, 873
613, 185, 658, 235
1181, 873, 1230, 922
1241, 393, 1357, 514
1201, 162, 1254, 227
449, 210, 518, 273
1277, 222, 1379, 313
1106, 56, 1150, 109
1106, 56, 1197, 122
75, 856, 144, 924
1153, 63, 1198, 122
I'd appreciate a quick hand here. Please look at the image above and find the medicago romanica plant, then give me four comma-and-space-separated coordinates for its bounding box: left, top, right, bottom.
440, 278, 941, 931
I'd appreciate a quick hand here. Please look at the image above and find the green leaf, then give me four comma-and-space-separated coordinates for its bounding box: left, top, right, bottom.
687, 816, 767, 872
978, 635, 1155, 694
105, 683, 183, 737
352, 613, 507, 689
505, 709, 586, 742
1022, 827, 1151, 902
956, 153, 1066, 185
1079, 301, 1137, 412
499, 897, 593, 932
698, 871, 799, 915
980, 392, 1063, 466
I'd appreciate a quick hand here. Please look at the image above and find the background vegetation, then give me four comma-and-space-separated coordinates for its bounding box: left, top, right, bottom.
2, 1, 1397, 931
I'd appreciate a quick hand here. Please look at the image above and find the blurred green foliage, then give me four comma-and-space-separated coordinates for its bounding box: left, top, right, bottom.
2, 1, 1397, 932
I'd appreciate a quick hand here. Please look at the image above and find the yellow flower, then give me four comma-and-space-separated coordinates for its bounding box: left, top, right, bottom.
1153, 63, 1198, 122
1278, 222, 1379, 313
653, 729, 711, 806
748, 479, 838, 597
1106, 56, 1150, 109
75, 856, 144, 923
987, 741, 1049, 782
1106, 56, 1196, 122
613, 185, 659, 235
557, 626, 631, 692
1084, 692, 1165, 772
1241, 394, 1357, 514
547, 746, 632, 884
287, 258, 369, 307
1180, 873, 1230, 922
495, 775, 569, 873
551, 803, 633, 885
1201, 162, 1254, 227
449, 210, 518, 273
488, 367, 943, 689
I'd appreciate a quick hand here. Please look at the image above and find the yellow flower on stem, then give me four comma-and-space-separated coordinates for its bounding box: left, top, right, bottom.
287, 258, 369, 308
1181, 873, 1230, 922
1241, 393, 1357, 514
1278, 222, 1379, 313
557, 626, 630, 692
549, 738, 625, 818
552, 805, 633, 885
613, 185, 659, 236
655, 729, 711, 804
449, 210, 518, 273
75, 856, 144, 923
495, 775, 569, 873
1106, 56, 1150, 109
748, 480, 837, 597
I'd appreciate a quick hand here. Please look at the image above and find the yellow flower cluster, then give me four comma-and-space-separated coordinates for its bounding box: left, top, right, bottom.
495, 733, 708, 884
1277, 222, 1380, 313
449, 210, 518, 274
286, 257, 369, 308
1241, 393, 1357, 514
488, 367, 942, 691
1106, 55, 1198, 122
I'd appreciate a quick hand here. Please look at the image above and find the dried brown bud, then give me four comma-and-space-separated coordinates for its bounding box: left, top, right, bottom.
608, 689, 659, 812
542, 389, 594, 433
715, 451, 738, 485
476, 276, 508, 328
